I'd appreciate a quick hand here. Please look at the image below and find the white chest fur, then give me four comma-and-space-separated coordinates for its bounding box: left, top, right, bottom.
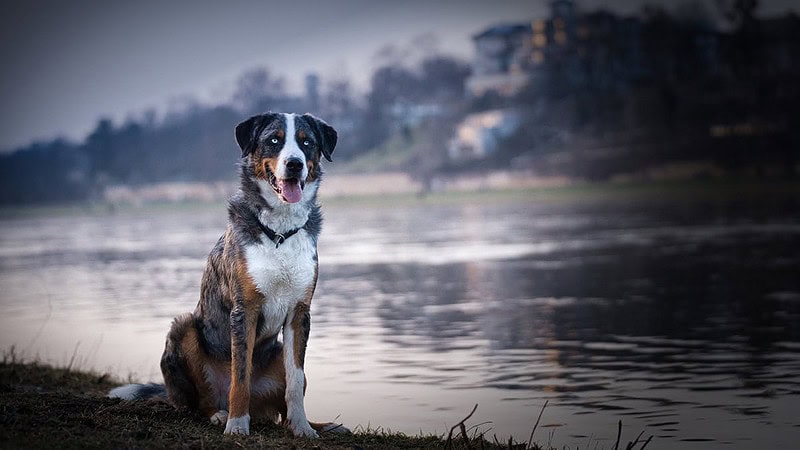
244, 231, 317, 337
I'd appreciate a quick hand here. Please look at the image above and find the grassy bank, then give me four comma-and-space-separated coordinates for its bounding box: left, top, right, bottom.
0, 360, 543, 449
0, 360, 657, 449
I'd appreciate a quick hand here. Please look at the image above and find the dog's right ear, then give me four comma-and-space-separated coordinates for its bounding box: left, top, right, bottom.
235, 113, 278, 158
235, 115, 261, 158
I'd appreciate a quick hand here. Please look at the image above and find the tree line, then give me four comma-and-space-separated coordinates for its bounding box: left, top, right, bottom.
0, 50, 471, 205
1, 0, 798, 205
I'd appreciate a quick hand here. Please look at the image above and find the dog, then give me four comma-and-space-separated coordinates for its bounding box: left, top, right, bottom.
109, 112, 345, 438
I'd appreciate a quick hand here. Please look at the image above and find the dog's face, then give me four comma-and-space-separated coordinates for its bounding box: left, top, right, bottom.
235, 113, 337, 204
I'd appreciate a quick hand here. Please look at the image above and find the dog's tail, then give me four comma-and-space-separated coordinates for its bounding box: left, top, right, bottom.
107, 383, 167, 401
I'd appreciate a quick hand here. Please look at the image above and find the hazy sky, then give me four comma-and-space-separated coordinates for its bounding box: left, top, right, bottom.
1, 0, 796, 151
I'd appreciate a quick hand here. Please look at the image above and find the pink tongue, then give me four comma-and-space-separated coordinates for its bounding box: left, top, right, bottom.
279, 179, 303, 203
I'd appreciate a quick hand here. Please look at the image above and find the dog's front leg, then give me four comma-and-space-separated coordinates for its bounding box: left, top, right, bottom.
224, 300, 257, 435
283, 301, 318, 438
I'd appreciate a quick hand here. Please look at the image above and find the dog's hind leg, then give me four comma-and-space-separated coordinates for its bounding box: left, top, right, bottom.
249, 337, 288, 424
160, 313, 218, 419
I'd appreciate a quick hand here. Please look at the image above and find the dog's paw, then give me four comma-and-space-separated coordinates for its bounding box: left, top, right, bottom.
223, 414, 250, 435
289, 421, 319, 438
210, 410, 228, 426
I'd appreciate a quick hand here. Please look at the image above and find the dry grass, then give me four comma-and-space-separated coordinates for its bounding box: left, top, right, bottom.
0, 357, 511, 449
0, 349, 652, 450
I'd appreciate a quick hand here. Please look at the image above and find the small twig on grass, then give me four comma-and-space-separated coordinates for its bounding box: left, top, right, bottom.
445, 404, 479, 450
614, 420, 622, 450
319, 414, 346, 435
526, 399, 549, 449
322, 423, 346, 434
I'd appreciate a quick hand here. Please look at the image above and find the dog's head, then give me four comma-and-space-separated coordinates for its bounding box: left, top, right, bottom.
235, 112, 337, 204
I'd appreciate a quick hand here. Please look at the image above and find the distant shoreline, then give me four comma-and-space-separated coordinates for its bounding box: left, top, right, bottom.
1, 176, 798, 218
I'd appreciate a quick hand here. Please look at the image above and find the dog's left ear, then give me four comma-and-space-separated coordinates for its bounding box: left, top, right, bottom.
235, 113, 278, 158
303, 113, 337, 162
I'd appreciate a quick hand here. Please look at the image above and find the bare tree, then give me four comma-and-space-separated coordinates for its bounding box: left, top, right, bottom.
231, 67, 286, 113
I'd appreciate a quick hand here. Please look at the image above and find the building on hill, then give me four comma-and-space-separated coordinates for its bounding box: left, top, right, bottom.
467, 23, 535, 97
466, 0, 649, 97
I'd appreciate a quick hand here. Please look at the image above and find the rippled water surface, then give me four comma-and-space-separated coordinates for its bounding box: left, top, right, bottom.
2, 193, 799, 448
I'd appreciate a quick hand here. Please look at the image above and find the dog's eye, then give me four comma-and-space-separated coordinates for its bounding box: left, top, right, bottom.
302, 140, 310, 147
270, 137, 279, 144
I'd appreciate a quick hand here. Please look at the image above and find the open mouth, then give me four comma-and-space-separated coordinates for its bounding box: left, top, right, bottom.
268, 171, 305, 204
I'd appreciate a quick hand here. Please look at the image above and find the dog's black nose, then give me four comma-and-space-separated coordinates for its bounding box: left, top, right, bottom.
285, 157, 304, 174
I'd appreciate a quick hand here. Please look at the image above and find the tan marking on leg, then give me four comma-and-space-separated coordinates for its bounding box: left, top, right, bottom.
228, 258, 263, 420
179, 323, 217, 418
237, 257, 261, 306
291, 302, 311, 369
290, 264, 316, 368
303, 265, 318, 306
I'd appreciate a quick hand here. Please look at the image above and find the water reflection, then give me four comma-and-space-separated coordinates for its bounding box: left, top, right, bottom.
316, 198, 800, 447
1, 196, 799, 447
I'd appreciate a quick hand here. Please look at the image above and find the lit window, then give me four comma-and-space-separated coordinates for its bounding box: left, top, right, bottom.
534, 33, 547, 48
555, 31, 567, 45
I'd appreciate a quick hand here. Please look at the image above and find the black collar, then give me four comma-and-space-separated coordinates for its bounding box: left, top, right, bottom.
256, 219, 306, 248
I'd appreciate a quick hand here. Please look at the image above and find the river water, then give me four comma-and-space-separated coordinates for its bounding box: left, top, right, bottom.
1, 191, 799, 448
